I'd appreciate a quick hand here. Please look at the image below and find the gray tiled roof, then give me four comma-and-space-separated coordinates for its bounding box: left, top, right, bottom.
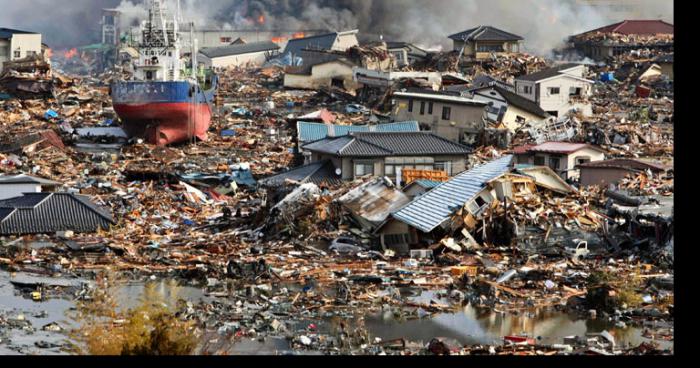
0, 193, 115, 235
449, 26, 523, 41
199, 41, 279, 59
492, 86, 549, 118
516, 63, 581, 82
392, 155, 513, 233
302, 132, 473, 157
259, 160, 343, 187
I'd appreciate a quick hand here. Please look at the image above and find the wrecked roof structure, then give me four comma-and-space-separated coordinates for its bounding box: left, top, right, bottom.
199, 41, 280, 59
302, 132, 473, 157
576, 20, 674, 37
282, 30, 359, 58
392, 155, 513, 233
392, 91, 489, 107
448, 26, 524, 42
297, 121, 420, 144
338, 177, 411, 230
471, 85, 550, 119
259, 160, 343, 188
0, 174, 60, 186
0, 193, 115, 235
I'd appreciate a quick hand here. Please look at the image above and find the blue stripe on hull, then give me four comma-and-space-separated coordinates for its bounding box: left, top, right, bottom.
111, 79, 217, 105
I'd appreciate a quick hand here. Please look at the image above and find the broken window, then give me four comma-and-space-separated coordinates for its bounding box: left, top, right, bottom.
13, 50, 21, 58
331, 78, 344, 89
420, 101, 425, 115
575, 156, 591, 165
516, 115, 526, 123
442, 106, 451, 120
549, 157, 561, 170
570, 87, 582, 96
523, 85, 532, 94
534, 156, 545, 166
549, 87, 560, 95
408, 99, 414, 112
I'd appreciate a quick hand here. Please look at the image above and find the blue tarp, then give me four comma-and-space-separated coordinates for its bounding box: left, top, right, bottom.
600, 72, 616, 82
44, 109, 59, 120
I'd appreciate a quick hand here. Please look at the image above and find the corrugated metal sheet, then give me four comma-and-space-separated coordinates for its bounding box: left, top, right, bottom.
392, 155, 513, 233
297, 121, 419, 143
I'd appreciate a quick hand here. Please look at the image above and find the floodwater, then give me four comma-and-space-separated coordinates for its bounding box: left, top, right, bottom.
0, 271, 672, 355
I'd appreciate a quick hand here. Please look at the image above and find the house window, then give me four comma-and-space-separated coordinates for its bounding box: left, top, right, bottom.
474, 196, 487, 210
523, 85, 532, 94
516, 115, 526, 123
13, 50, 21, 58
434, 161, 452, 176
534, 156, 545, 166
549, 157, 561, 170
442, 106, 451, 120
220, 37, 232, 43
408, 99, 414, 112
477, 44, 504, 52
575, 156, 591, 165
355, 162, 375, 177
570, 87, 582, 96
420, 101, 425, 115
549, 87, 560, 95
428, 102, 433, 114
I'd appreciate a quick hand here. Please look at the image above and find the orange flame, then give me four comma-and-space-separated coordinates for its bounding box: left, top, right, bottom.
271, 37, 286, 43
63, 48, 78, 59
258, 15, 265, 24
292, 32, 306, 39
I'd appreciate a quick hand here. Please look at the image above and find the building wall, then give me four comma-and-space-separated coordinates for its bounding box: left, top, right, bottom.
536, 76, 592, 117
515, 80, 537, 102
0, 183, 42, 200
284, 61, 356, 90
1, 33, 42, 73
392, 96, 486, 143
201, 50, 271, 68
312, 153, 467, 181
517, 148, 605, 180
502, 105, 545, 131
0, 39, 9, 70
333, 33, 359, 51
580, 167, 633, 187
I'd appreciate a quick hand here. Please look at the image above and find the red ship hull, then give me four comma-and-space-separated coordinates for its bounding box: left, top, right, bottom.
113, 102, 211, 146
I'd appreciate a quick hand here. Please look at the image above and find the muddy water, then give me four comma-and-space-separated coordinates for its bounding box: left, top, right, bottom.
0, 272, 672, 355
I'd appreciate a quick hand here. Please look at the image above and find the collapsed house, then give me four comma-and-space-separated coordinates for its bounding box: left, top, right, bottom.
577, 158, 669, 187
513, 142, 606, 181
569, 20, 674, 61
338, 177, 411, 232
468, 85, 551, 133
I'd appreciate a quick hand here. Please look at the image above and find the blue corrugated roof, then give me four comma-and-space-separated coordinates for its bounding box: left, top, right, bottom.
392, 155, 513, 233
413, 180, 443, 189
297, 121, 420, 143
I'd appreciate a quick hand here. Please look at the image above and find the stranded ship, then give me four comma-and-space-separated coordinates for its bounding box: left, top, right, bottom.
111, 0, 218, 146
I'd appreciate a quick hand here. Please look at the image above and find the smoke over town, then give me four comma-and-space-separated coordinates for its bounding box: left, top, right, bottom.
0, 0, 673, 53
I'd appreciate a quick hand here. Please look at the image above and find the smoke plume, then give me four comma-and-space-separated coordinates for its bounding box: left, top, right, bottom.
0, 0, 673, 54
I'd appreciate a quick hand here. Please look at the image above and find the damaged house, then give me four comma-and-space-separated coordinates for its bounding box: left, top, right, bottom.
282, 30, 359, 62
284, 52, 358, 91
513, 142, 606, 181
569, 20, 674, 61
514, 63, 594, 118
376, 155, 514, 252
391, 90, 488, 145
376, 155, 575, 252
0, 192, 115, 235
199, 41, 280, 68
577, 158, 669, 188
302, 131, 472, 183
468, 85, 551, 133
448, 26, 524, 60
385, 41, 429, 68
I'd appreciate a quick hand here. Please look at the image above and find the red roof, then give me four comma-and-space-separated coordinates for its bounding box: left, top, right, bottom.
584, 20, 674, 36
523, 142, 606, 155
